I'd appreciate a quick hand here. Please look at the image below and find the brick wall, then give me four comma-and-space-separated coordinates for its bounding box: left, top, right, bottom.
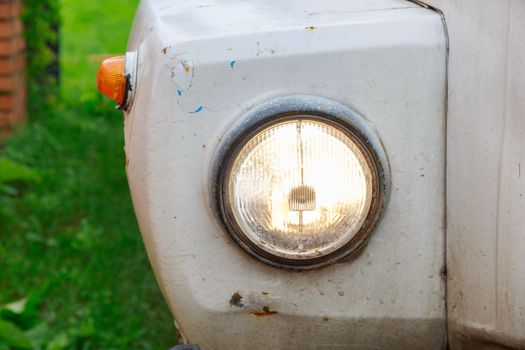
0, 0, 25, 138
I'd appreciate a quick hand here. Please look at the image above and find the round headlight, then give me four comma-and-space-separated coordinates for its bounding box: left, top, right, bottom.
215, 97, 388, 269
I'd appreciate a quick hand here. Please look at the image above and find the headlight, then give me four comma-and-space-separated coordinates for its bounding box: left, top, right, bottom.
215, 97, 388, 269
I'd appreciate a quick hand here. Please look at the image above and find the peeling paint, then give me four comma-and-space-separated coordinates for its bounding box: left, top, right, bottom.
251, 306, 278, 317
191, 106, 204, 113
171, 60, 194, 92
175, 101, 206, 115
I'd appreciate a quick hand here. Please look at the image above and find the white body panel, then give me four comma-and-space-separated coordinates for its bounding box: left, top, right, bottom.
124, 1, 447, 348
421, 1, 525, 348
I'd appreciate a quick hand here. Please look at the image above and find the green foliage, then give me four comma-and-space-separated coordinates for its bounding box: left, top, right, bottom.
0, 319, 33, 349
1, 101, 176, 349
1, 0, 177, 348
0, 295, 42, 350
0, 158, 40, 184
0, 295, 45, 337
0, 293, 93, 350
60, 0, 138, 103
21, 0, 61, 114
22, 0, 60, 85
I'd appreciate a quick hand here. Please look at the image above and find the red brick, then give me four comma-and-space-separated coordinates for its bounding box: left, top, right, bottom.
0, 53, 24, 74
12, 101, 25, 123
6, 105, 24, 124
0, 70, 23, 92
0, 93, 12, 109
0, 111, 9, 126
0, 18, 21, 39
0, 87, 24, 109
0, 109, 14, 126
0, 34, 24, 56
0, 74, 14, 91
0, 97, 25, 125
0, 1, 25, 139
0, 1, 21, 19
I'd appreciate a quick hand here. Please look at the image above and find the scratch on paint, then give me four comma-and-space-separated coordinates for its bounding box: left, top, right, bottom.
229, 60, 237, 69
177, 89, 182, 96
176, 100, 210, 114
191, 106, 204, 113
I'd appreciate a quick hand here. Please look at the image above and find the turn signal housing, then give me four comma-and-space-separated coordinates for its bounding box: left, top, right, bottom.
97, 55, 127, 106
96, 52, 138, 110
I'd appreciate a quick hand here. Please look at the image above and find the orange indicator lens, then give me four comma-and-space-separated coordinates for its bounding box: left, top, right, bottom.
96, 56, 127, 105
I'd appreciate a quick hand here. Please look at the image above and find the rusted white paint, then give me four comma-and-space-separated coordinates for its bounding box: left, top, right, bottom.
124, 0, 447, 348
417, 1, 525, 348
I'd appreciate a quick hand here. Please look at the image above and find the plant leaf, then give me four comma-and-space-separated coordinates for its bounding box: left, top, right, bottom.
25, 323, 51, 349
0, 298, 28, 316
0, 319, 34, 349
0, 158, 41, 184
46, 332, 70, 350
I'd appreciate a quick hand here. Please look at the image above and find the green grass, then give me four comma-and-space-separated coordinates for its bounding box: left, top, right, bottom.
0, 0, 177, 349
61, 0, 139, 102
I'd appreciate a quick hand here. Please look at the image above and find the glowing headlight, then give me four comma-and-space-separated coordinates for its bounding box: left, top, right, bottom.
229, 118, 373, 256
216, 99, 387, 269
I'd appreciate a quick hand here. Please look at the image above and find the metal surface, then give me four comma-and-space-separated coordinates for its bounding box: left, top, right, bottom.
124, 0, 447, 348
122, 51, 138, 110
416, 1, 525, 348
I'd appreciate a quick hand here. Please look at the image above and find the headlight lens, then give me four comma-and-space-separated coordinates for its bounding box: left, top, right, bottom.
222, 116, 381, 266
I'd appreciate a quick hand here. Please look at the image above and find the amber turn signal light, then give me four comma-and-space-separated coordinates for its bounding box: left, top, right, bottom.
96, 55, 127, 105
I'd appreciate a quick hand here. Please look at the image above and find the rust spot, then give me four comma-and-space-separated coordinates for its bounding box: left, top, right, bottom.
322, 316, 329, 321
261, 291, 270, 296
229, 291, 244, 307
182, 62, 191, 72
162, 47, 168, 54
251, 306, 278, 317
305, 25, 317, 30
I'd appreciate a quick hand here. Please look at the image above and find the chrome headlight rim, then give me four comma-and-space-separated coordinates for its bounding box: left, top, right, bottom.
212, 95, 390, 270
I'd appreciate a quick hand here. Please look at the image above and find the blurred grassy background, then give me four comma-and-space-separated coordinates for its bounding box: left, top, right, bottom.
0, 0, 177, 349
61, 0, 138, 102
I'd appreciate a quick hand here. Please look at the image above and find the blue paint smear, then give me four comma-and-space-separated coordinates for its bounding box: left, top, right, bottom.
177, 89, 182, 96
192, 106, 204, 113
229, 60, 237, 69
